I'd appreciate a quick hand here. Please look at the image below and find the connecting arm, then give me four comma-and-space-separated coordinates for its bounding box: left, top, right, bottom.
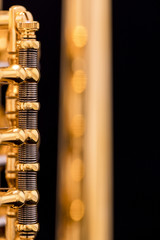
0, 189, 25, 207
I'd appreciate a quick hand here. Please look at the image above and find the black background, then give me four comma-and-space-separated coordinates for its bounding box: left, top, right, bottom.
2, 0, 160, 239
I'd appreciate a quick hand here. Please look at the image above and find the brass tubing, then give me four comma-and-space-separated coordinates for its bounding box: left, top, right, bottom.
5, 208, 16, 240
84, 0, 113, 239
0, 64, 26, 83
6, 84, 18, 127
0, 5, 40, 240
0, 189, 25, 207
0, 128, 25, 145
0, 11, 8, 26
8, 6, 26, 54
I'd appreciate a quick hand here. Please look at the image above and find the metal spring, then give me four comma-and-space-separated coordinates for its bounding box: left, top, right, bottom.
18, 172, 37, 191
18, 47, 39, 234
19, 49, 38, 68
19, 82, 38, 102
18, 205, 37, 225
19, 144, 38, 163
18, 110, 38, 129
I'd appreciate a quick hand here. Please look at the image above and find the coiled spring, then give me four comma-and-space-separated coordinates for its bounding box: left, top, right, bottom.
19, 144, 38, 163
18, 204, 37, 225
19, 110, 37, 129
18, 47, 39, 232
19, 82, 38, 102
19, 49, 38, 68
18, 172, 37, 191
18, 82, 38, 129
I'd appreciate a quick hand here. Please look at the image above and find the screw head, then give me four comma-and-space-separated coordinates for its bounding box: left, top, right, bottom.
17, 21, 39, 31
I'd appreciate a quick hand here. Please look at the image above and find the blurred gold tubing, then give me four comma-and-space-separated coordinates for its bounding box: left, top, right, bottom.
0, 11, 9, 26
6, 152, 17, 188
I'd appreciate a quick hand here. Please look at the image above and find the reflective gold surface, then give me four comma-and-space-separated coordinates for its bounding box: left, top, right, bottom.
23, 191, 39, 205
0, 189, 25, 207
6, 84, 18, 127
0, 5, 40, 240
16, 223, 39, 233
6, 208, 16, 240
0, 128, 25, 145
17, 102, 40, 111
16, 163, 39, 172
6, 151, 16, 188
56, 0, 113, 239
0, 65, 26, 83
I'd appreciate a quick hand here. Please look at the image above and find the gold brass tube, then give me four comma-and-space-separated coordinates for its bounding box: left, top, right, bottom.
6, 207, 16, 240
0, 11, 9, 26
0, 5, 40, 240
6, 84, 18, 127
0, 128, 25, 145
8, 6, 26, 54
0, 65, 26, 83
6, 151, 17, 188
0, 189, 25, 207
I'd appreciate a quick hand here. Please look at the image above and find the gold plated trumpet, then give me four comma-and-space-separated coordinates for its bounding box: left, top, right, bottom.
0, 5, 40, 240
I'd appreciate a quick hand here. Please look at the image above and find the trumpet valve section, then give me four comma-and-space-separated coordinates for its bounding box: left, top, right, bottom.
0, 5, 40, 240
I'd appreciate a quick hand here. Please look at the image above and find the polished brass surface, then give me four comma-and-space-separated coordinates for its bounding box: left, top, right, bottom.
0, 5, 40, 240
0, 65, 26, 83
56, 0, 112, 240
17, 102, 40, 111
16, 223, 39, 233
0, 189, 25, 207
5, 84, 18, 127
6, 208, 16, 240
0, 11, 8, 26
23, 130, 39, 144
17, 41, 39, 50
23, 191, 39, 205
24, 68, 40, 82
6, 151, 17, 188
17, 21, 39, 39
0, 128, 25, 145
16, 163, 39, 172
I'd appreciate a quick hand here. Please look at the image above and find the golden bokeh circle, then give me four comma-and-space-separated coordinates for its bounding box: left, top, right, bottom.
71, 70, 87, 94
70, 114, 85, 137
70, 199, 85, 221
71, 158, 84, 182
72, 25, 88, 48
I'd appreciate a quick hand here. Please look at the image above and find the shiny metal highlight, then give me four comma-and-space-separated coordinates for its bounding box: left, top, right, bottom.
0, 5, 40, 240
